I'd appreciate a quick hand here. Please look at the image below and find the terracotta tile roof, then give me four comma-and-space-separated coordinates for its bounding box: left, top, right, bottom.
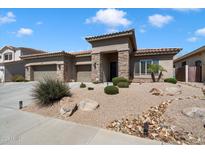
135, 48, 182, 56
20, 51, 72, 60
69, 50, 92, 55
0, 45, 47, 53
85, 29, 135, 41
174, 45, 205, 62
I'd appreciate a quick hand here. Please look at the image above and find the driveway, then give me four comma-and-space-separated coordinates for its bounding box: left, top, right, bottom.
0, 82, 163, 145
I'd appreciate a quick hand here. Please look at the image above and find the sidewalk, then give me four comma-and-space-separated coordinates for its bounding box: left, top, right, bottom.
0, 107, 163, 145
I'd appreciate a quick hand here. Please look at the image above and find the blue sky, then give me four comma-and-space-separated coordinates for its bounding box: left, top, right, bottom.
0, 8, 205, 56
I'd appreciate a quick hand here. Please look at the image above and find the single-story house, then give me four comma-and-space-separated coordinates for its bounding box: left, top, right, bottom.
20, 29, 182, 82
174, 46, 205, 82
0, 46, 45, 82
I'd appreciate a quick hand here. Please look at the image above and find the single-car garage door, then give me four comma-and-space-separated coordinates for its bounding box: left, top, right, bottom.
33, 65, 57, 81
76, 65, 91, 82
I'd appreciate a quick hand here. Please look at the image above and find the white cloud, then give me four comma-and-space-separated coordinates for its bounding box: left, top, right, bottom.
172, 8, 200, 12
36, 21, 43, 25
86, 8, 131, 28
0, 11, 16, 25
187, 37, 199, 42
16, 28, 33, 37
148, 14, 173, 28
195, 27, 205, 36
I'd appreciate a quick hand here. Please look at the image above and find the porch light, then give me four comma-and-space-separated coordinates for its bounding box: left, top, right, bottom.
19, 101, 23, 109
143, 122, 149, 137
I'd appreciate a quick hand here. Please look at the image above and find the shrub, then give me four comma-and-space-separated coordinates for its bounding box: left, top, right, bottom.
164, 78, 177, 84
32, 78, 71, 106
117, 82, 129, 88
112, 77, 128, 86
88, 87, 94, 90
93, 81, 100, 84
11, 75, 26, 82
80, 82, 86, 88
104, 85, 119, 95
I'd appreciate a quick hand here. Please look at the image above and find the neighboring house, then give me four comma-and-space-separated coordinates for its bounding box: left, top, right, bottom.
174, 46, 205, 83
21, 29, 182, 82
0, 46, 46, 82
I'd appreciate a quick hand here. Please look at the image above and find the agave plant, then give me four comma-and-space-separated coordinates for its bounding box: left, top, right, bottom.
148, 64, 166, 82
32, 78, 71, 106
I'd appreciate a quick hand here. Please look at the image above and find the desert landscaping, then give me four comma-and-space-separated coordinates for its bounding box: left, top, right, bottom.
23, 81, 205, 144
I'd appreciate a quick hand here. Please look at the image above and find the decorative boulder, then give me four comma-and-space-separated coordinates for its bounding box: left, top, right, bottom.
164, 87, 182, 96
149, 88, 163, 96
202, 87, 205, 96
60, 103, 78, 117
182, 107, 205, 118
78, 98, 99, 111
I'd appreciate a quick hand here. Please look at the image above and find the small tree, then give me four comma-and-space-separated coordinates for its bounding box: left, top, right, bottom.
148, 64, 166, 82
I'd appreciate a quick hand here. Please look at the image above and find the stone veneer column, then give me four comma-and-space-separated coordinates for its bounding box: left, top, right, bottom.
25, 66, 33, 81
57, 64, 65, 81
118, 50, 130, 79
91, 53, 103, 82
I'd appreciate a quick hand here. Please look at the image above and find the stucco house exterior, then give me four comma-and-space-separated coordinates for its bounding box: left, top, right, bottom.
20, 29, 182, 82
0, 46, 45, 82
174, 46, 205, 83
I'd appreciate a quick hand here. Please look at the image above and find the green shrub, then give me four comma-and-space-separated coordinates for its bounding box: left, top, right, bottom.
93, 81, 100, 84
88, 87, 94, 90
80, 82, 86, 88
112, 77, 128, 86
32, 78, 71, 106
104, 85, 119, 95
164, 78, 177, 84
11, 75, 26, 82
117, 82, 129, 88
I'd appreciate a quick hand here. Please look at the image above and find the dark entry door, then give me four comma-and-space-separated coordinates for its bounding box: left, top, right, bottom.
110, 62, 117, 81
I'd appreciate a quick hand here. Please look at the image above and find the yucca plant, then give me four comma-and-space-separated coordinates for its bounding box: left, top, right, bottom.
32, 78, 71, 106
148, 64, 166, 82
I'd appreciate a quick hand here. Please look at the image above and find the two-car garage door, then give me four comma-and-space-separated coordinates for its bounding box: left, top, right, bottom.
33, 65, 57, 81
76, 65, 91, 82
32, 64, 91, 82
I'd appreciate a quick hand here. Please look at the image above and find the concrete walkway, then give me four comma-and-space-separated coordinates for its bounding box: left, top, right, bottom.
0, 82, 163, 145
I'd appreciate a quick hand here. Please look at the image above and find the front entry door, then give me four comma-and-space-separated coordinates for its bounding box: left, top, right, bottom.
110, 62, 117, 81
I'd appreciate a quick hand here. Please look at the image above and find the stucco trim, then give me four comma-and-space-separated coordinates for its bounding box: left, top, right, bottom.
25, 61, 64, 67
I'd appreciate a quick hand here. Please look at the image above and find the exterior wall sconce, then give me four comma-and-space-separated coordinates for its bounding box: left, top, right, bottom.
93, 63, 96, 69
58, 64, 61, 70
19, 101, 23, 109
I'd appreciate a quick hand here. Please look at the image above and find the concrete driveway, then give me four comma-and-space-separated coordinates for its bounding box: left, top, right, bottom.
0, 82, 163, 145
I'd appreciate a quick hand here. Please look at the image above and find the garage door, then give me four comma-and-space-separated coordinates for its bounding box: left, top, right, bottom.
33, 65, 57, 81
76, 65, 91, 82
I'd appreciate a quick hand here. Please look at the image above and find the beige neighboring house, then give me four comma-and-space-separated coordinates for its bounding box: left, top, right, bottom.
174, 46, 205, 83
20, 29, 182, 83
0, 46, 46, 82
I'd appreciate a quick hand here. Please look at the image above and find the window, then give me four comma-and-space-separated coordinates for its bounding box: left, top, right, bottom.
134, 59, 159, 76
4, 53, 12, 61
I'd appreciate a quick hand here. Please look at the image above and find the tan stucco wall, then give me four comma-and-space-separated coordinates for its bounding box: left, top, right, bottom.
131, 54, 174, 81
91, 37, 132, 54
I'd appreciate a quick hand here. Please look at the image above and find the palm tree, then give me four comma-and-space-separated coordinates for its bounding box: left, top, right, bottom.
148, 64, 166, 82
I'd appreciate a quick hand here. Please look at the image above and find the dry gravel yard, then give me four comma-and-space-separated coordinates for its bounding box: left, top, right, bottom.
23, 82, 203, 130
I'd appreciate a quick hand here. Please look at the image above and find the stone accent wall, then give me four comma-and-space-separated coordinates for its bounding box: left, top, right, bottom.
57, 64, 65, 81
118, 50, 129, 79
25, 66, 33, 81
91, 53, 103, 82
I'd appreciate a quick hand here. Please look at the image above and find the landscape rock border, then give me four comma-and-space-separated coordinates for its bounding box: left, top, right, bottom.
107, 95, 202, 144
